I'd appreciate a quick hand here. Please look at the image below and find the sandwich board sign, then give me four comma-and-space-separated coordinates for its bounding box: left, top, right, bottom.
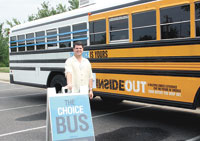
46, 88, 95, 141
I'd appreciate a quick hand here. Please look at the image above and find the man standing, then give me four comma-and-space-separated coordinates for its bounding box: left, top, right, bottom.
65, 41, 93, 99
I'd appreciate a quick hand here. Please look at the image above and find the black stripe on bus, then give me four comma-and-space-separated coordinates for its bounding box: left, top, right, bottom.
10, 47, 72, 56
11, 81, 46, 88
90, 56, 200, 63
37, 67, 200, 78
9, 67, 64, 72
9, 56, 200, 64
10, 67, 35, 71
9, 38, 200, 56
94, 91, 194, 109
93, 69, 200, 78
10, 59, 66, 63
40, 67, 64, 72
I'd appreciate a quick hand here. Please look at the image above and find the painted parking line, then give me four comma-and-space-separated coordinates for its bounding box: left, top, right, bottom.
186, 135, 200, 141
0, 93, 46, 99
92, 105, 151, 118
0, 105, 151, 138
0, 126, 46, 138
0, 87, 31, 92
0, 87, 45, 92
0, 104, 46, 112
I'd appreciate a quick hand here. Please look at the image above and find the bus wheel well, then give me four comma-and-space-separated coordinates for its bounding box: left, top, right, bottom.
194, 88, 200, 109
47, 71, 66, 87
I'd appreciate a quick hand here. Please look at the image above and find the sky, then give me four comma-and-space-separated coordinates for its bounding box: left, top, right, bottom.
0, 0, 138, 28
0, 0, 69, 27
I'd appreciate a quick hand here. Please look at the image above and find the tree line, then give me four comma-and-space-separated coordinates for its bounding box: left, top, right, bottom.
0, 0, 78, 67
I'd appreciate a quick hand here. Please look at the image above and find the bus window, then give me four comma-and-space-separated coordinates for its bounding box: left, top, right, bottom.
26, 33, 35, 51
195, 2, 200, 36
109, 15, 129, 42
47, 29, 57, 48
36, 31, 45, 50
160, 4, 190, 39
89, 19, 106, 45
132, 11, 156, 41
73, 23, 87, 46
10, 36, 17, 52
59, 26, 71, 48
17, 35, 25, 52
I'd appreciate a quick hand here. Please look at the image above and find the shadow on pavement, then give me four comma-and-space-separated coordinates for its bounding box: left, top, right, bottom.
16, 111, 46, 121
95, 126, 169, 141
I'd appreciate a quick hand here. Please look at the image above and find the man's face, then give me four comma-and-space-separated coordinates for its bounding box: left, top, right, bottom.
73, 45, 83, 56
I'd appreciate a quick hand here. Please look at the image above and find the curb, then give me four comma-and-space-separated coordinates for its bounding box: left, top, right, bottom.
0, 73, 9, 82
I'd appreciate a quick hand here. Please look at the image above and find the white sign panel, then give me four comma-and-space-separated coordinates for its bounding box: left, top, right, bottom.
46, 88, 95, 141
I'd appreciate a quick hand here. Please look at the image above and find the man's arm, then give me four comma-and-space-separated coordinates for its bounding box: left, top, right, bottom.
65, 72, 72, 90
65, 58, 73, 91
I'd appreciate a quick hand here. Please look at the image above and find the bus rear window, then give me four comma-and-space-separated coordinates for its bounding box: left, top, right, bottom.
36, 31, 45, 50
17, 35, 25, 52
59, 26, 71, 48
10, 36, 17, 52
73, 23, 87, 46
26, 33, 35, 51
47, 29, 57, 48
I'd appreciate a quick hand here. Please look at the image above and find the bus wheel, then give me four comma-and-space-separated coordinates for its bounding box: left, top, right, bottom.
100, 96, 123, 104
50, 74, 66, 93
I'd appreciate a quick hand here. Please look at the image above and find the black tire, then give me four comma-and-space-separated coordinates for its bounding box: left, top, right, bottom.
101, 96, 123, 104
50, 74, 66, 93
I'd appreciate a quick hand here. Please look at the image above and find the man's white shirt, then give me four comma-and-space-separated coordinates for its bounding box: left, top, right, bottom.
65, 56, 93, 93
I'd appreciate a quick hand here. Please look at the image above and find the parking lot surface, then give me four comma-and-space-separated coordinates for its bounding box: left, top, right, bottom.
0, 81, 200, 141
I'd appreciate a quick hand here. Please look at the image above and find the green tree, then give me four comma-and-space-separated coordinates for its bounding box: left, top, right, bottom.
28, 1, 67, 21
4, 18, 21, 36
56, 3, 67, 13
0, 18, 21, 67
0, 23, 9, 67
6, 18, 21, 28
68, 0, 79, 11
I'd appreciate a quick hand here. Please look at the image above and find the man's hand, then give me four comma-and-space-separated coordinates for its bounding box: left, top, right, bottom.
89, 90, 93, 99
66, 84, 72, 91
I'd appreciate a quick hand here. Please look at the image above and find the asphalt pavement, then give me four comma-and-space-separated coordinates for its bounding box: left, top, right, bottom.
0, 76, 200, 141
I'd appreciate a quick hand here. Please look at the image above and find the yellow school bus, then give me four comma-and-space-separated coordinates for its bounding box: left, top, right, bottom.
9, 0, 200, 109
89, 0, 200, 109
